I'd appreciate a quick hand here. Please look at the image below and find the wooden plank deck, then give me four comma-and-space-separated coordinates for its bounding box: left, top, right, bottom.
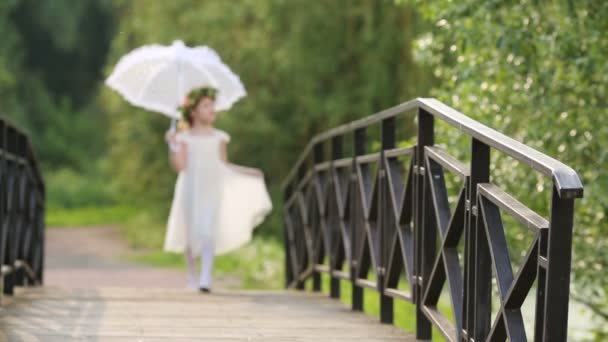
0, 287, 416, 341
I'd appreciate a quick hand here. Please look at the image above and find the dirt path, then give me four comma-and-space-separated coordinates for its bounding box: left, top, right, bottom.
44, 226, 196, 289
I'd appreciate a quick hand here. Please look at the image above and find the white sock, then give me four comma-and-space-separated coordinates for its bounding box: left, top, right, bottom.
199, 241, 215, 288
185, 249, 198, 290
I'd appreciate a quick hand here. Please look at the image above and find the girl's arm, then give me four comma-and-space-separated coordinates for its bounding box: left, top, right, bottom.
220, 141, 263, 177
230, 164, 263, 177
166, 131, 187, 172
170, 143, 187, 172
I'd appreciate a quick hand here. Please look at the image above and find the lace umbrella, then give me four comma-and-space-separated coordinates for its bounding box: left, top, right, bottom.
105, 40, 246, 120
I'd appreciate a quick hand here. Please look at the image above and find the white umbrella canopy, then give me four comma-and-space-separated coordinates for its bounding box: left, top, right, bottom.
105, 40, 246, 119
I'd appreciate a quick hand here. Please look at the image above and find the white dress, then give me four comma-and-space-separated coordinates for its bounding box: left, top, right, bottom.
164, 129, 273, 256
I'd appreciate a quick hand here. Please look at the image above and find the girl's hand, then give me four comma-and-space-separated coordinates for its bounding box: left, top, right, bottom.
165, 130, 177, 145
251, 168, 264, 178
228, 164, 264, 178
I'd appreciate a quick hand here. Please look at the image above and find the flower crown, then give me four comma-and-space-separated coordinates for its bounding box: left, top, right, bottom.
177, 87, 218, 121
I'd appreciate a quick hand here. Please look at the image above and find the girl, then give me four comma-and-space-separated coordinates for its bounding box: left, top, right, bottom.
163, 87, 272, 292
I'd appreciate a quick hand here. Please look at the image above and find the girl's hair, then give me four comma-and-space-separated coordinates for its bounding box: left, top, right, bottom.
178, 87, 218, 126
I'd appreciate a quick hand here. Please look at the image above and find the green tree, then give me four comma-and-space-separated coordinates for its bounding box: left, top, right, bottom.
404, 0, 608, 336
0, 1, 25, 123
0, 0, 118, 209
102, 0, 431, 237
0, 0, 116, 172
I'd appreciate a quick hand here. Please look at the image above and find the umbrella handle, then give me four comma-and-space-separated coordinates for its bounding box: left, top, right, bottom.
170, 119, 177, 132
167, 119, 179, 152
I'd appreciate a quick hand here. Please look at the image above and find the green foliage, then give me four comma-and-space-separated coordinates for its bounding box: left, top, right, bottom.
0, 0, 116, 210
46, 206, 137, 228
10, 0, 116, 106
115, 209, 168, 249
0, 1, 25, 122
102, 0, 432, 238
46, 167, 119, 208
404, 0, 608, 335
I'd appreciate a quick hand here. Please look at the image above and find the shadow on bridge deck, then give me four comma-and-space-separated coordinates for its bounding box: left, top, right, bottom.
1, 287, 415, 341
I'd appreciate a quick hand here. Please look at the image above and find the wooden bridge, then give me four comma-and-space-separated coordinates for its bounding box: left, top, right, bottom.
0, 98, 584, 341
2, 287, 415, 341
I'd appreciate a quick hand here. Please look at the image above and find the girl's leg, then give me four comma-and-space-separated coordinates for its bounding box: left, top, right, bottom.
185, 248, 198, 290
199, 239, 215, 289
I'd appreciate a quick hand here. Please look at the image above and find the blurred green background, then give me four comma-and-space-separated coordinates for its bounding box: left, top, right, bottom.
0, 0, 606, 338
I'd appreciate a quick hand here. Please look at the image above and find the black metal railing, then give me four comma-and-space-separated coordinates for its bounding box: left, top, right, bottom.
281, 98, 583, 342
0, 118, 45, 298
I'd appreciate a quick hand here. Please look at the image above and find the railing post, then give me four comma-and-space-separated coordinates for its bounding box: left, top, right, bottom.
470, 138, 491, 341
36, 202, 45, 285
415, 108, 434, 339
296, 163, 307, 291
14, 135, 26, 287
27, 184, 36, 286
283, 184, 294, 289
3, 127, 16, 296
540, 186, 575, 341
534, 228, 548, 342
330, 136, 343, 299
0, 122, 4, 294
463, 164, 473, 339
312, 142, 324, 293
379, 117, 395, 324
351, 128, 366, 312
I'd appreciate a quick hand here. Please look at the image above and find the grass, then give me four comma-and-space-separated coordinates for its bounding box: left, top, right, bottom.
46, 205, 138, 227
